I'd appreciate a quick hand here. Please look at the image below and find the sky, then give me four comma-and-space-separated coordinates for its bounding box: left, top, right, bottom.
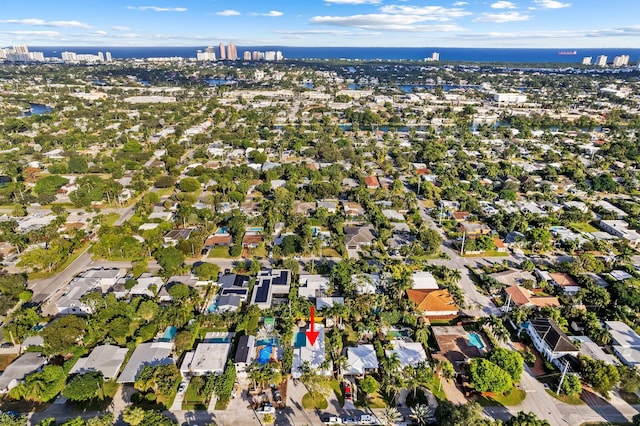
1, 0, 640, 48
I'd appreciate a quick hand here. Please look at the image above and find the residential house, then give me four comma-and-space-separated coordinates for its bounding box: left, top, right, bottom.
384, 340, 428, 368
599, 220, 640, 248
490, 269, 536, 288
250, 269, 291, 309
364, 176, 380, 189
344, 225, 376, 251
548, 272, 581, 295
570, 336, 619, 366
526, 318, 579, 369
0, 352, 47, 393
117, 341, 174, 383
204, 233, 232, 248
457, 222, 491, 236
242, 231, 264, 249
346, 345, 379, 376
605, 321, 640, 368
298, 275, 330, 300
130, 274, 164, 298
317, 200, 338, 213
341, 201, 365, 217
406, 289, 459, 319
352, 273, 379, 295
411, 271, 439, 290
164, 228, 196, 246
234, 335, 256, 378
292, 323, 330, 379
70, 344, 128, 380
504, 286, 560, 310
180, 333, 232, 376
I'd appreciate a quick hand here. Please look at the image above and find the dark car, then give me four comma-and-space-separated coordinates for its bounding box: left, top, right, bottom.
273, 389, 282, 403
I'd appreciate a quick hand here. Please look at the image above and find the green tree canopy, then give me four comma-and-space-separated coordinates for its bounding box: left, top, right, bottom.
63, 371, 104, 401
40, 315, 87, 355
486, 348, 524, 382
468, 358, 513, 393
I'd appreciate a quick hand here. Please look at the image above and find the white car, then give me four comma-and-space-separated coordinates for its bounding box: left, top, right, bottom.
178, 382, 187, 394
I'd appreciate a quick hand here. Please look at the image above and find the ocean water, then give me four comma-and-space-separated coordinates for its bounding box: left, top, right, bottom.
31, 46, 640, 64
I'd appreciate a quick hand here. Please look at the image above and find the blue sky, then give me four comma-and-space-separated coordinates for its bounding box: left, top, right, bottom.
1, 0, 639, 48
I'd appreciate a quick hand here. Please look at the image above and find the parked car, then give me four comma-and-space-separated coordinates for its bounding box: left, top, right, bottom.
258, 403, 275, 414
178, 382, 187, 394
343, 381, 352, 401
273, 388, 282, 403
324, 417, 343, 425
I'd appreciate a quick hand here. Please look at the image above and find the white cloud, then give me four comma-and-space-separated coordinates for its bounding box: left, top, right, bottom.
453, 1, 469, 5
474, 11, 529, 22
251, 10, 283, 17
110, 26, 131, 31
310, 14, 462, 31
0, 18, 92, 28
324, 0, 381, 4
534, 0, 570, 9
90, 30, 108, 36
216, 10, 241, 16
127, 6, 187, 12
275, 29, 380, 36
379, 5, 472, 20
491, 1, 517, 9
1, 30, 61, 37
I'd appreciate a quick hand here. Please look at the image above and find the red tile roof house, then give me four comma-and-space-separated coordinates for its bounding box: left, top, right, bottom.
364, 176, 380, 189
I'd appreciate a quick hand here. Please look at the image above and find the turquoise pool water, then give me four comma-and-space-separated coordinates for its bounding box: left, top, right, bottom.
162, 326, 177, 341
388, 329, 410, 338
207, 300, 218, 313
256, 338, 279, 346
294, 332, 307, 348
468, 332, 485, 349
257, 345, 274, 364
215, 227, 229, 234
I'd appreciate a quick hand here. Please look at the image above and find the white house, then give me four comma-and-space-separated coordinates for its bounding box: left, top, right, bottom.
605, 321, 640, 368
526, 318, 579, 369
346, 345, 379, 376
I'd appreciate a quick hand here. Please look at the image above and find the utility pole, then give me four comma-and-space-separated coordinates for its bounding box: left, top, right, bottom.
556, 360, 570, 395
460, 232, 466, 256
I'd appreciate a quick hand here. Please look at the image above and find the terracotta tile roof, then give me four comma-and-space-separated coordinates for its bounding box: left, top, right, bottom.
364, 176, 380, 188
452, 211, 470, 221
407, 289, 458, 314
205, 235, 232, 246
505, 286, 560, 308
549, 273, 578, 287
242, 234, 264, 246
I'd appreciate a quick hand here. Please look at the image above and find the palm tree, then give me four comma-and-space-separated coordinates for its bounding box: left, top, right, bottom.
381, 353, 401, 376
484, 315, 509, 345
414, 324, 431, 347
380, 406, 403, 426
410, 404, 431, 426
334, 355, 350, 379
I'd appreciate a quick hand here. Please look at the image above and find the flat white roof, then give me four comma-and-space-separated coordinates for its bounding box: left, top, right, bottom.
70, 344, 128, 379
292, 324, 329, 378
606, 321, 640, 348
186, 342, 231, 375
346, 345, 379, 375
118, 342, 173, 383
384, 340, 427, 368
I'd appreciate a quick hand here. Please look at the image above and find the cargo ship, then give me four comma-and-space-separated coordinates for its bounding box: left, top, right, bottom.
558, 51, 577, 55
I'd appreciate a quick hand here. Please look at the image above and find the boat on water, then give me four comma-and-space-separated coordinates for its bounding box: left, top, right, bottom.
558, 51, 577, 55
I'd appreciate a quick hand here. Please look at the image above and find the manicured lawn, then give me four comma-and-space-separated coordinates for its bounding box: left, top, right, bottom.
302, 391, 328, 410
208, 247, 238, 259
570, 222, 599, 233
0, 354, 18, 372
103, 212, 121, 226
251, 243, 268, 258
182, 376, 213, 410
463, 250, 509, 258
476, 388, 526, 406
322, 248, 341, 257
545, 389, 584, 405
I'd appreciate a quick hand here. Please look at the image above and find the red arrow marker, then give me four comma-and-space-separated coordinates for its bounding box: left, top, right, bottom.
306, 305, 319, 346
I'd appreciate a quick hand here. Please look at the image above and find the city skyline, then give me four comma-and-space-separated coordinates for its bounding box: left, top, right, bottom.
1, 1, 640, 48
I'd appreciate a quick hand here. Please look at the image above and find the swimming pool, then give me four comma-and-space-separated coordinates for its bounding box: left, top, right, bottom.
467, 332, 485, 350
388, 329, 411, 338
256, 338, 280, 347
207, 300, 218, 313
246, 226, 264, 232
294, 332, 307, 348
257, 345, 274, 364
162, 326, 177, 341
215, 227, 229, 234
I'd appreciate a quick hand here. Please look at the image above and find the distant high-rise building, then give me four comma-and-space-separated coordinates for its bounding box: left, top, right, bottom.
105, 52, 112, 62
61, 51, 77, 62
595, 55, 608, 67
13, 45, 29, 54
219, 43, 226, 60
205, 46, 216, 54
227, 43, 238, 60
98, 52, 104, 62
582, 56, 592, 65
197, 50, 216, 61
243, 51, 251, 61
612, 55, 629, 67
432, 52, 439, 61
